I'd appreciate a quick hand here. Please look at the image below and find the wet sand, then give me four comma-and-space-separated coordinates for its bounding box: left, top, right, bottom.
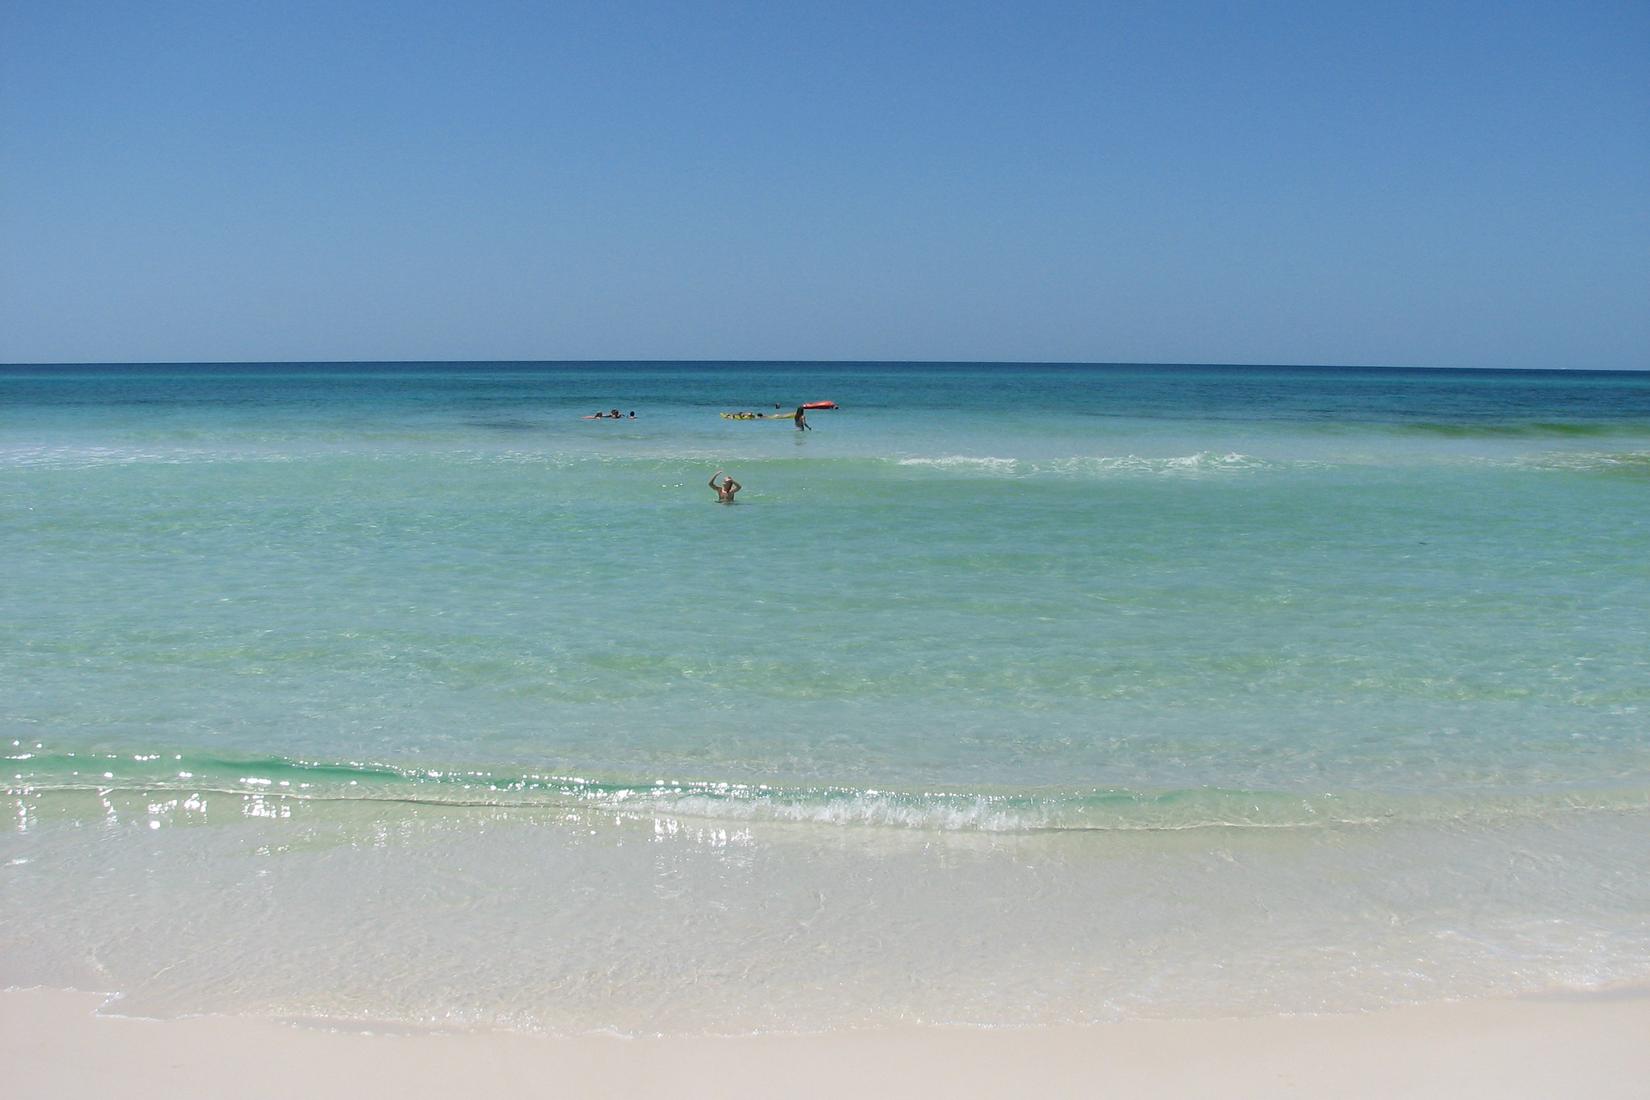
5, 986, 1648, 1099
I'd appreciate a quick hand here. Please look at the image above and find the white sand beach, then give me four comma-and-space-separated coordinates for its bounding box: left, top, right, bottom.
6, 986, 1648, 1099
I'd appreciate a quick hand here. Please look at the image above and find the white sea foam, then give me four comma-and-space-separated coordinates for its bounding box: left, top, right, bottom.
1037, 451, 1269, 476
0, 444, 302, 469
895, 454, 1022, 473
635, 790, 1039, 832
891, 451, 1273, 478
0, 445, 177, 469
1512, 450, 1650, 473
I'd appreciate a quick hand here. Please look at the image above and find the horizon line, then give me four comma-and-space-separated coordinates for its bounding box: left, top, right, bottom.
4, 358, 1647, 374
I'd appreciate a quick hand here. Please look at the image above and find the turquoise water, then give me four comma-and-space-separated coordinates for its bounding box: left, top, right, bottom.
4, 362, 1649, 1033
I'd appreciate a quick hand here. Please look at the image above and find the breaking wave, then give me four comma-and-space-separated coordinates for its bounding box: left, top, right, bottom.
9, 748, 1645, 834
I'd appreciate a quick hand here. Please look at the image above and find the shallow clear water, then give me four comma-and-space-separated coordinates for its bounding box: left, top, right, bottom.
3, 362, 1648, 1033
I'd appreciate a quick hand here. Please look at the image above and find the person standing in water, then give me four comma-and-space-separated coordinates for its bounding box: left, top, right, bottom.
709, 469, 741, 503
794, 405, 811, 430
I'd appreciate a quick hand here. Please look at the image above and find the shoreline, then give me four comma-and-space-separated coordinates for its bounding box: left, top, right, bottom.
6, 986, 1649, 1099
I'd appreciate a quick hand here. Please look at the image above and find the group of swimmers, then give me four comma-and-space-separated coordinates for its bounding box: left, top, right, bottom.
590, 409, 636, 419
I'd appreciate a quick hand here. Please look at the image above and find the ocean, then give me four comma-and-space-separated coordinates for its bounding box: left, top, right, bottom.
3, 361, 1648, 1034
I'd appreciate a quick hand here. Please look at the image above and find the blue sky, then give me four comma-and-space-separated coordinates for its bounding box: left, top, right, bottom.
2, 0, 1646, 368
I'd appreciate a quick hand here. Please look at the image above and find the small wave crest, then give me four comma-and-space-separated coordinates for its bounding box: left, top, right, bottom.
1041, 451, 1269, 476
894, 451, 1270, 478
1511, 450, 1650, 476
0, 443, 306, 470
895, 455, 1021, 473
10, 747, 1644, 834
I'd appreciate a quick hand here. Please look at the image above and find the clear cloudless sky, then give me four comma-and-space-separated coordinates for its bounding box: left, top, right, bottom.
2, 0, 1646, 368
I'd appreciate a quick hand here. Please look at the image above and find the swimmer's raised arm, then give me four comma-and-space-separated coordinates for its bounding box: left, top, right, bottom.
709, 469, 741, 502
